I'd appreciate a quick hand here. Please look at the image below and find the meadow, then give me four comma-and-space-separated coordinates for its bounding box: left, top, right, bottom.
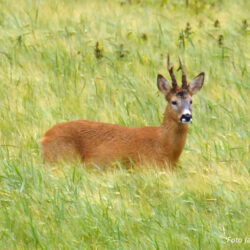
0, 0, 249, 249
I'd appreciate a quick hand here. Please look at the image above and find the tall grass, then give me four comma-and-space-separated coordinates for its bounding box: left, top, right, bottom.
0, 0, 249, 249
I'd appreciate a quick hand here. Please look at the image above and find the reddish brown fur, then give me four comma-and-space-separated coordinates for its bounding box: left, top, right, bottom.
41, 104, 188, 167
41, 57, 204, 168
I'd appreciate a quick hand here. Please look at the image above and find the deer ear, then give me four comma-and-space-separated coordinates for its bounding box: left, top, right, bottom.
157, 74, 171, 95
189, 72, 205, 95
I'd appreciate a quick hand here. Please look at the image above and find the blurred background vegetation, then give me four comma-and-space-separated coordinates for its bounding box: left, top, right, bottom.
0, 0, 249, 249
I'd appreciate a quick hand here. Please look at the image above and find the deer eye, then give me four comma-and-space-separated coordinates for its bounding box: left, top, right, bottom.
171, 101, 177, 106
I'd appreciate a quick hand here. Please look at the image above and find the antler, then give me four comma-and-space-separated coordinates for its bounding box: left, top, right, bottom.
178, 57, 188, 89
167, 54, 178, 90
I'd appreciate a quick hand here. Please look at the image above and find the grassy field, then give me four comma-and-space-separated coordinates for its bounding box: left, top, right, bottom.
0, 0, 249, 249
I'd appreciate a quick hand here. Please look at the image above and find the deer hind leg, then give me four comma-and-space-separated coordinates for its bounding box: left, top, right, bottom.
40, 137, 81, 164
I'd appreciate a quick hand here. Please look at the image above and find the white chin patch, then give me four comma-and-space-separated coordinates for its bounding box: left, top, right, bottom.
180, 117, 192, 123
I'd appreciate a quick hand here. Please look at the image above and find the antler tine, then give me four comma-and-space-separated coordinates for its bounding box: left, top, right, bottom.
167, 54, 178, 90
178, 57, 188, 89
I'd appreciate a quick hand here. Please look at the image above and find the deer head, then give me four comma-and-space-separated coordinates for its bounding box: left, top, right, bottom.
157, 55, 205, 123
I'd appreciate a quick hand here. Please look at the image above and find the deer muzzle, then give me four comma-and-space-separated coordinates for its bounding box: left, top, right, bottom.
180, 113, 192, 123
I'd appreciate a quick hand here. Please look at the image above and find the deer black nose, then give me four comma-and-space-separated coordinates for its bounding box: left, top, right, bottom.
180, 114, 192, 123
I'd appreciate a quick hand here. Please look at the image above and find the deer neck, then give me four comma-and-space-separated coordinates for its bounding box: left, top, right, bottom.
160, 106, 189, 163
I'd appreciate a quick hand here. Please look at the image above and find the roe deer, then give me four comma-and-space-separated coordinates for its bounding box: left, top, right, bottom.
41, 56, 205, 167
